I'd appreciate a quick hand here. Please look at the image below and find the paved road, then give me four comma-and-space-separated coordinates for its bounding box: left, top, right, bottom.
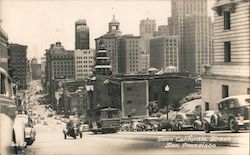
18, 110, 249, 155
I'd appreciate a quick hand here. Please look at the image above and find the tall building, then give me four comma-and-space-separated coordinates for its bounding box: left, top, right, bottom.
75, 19, 89, 50
74, 49, 95, 80
94, 39, 112, 76
41, 56, 46, 86
0, 26, 9, 71
45, 42, 75, 106
184, 15, 213, 75
168, 0, 208, 72
202, 0, 250, 110
45, 42, 75, 82
150, 35, 179, 71
139, 18, 156, 72
8, 44, 29, 90
95, 15, 122, 74
118, 35, 142, 74
31, 58, 41, 80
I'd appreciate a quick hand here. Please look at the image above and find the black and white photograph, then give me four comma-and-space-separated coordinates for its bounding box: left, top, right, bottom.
0, 0, 249, 155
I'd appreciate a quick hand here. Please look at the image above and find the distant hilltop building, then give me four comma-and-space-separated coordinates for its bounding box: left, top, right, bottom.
75, 19, 90, 50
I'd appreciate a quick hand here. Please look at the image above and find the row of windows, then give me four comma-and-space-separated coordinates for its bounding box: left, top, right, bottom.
77, 68, 92, 72
54, 65, 74, 68
129, 53, 138, 56
53, 61, 74, 64
129, 61, 138, 64
76, 56, 93, 59
76, 61, 93, 64
130, 65, 139, 68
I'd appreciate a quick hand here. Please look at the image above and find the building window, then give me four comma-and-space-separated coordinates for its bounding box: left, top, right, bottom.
222, 85, 229, 98
205, 102, 209, 111
247, 88, 250, 94
127, 100, 132, 104
224, 11, 231, 30
224, 42, 231, 62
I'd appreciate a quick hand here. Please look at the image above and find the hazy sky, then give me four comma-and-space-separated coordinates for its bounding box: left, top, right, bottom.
1, 0, 215, 61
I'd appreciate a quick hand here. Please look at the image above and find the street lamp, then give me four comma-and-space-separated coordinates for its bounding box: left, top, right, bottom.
165, 85, 170, 120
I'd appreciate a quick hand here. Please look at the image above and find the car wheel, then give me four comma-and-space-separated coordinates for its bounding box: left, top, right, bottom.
64, 134, 67, 139
26, 138, 33, 145
211, 115, 217, 126
204, 122, 210, 133
80, 133, 82, 138
194, 123, 198, 130
177, 124, 182, 131
229, 119, 239, 133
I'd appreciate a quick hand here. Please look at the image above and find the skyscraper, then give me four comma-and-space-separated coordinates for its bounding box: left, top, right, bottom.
75, 19, 89, 50
139, 18, 156, 72
184, 15, 213, 75
118, 35, 142, 74
168, 0, 209, 72
95, 15, 122, 74
150, 35, 179, 71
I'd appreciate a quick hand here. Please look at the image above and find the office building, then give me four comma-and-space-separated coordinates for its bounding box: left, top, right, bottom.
139, 18, 156, 72
75, 19, 89, 50
31, 58, 41, 80
74, 49, 95, 80
150, 35, 179, 72
202, 0, 250, 110
168, 0, 208, 72
8, 44, 29, 90
184, 15, 213, 75
118, 35, 142, 74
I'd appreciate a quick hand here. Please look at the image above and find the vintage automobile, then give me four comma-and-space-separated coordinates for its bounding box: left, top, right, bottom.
63, 120, 83, 139
158, 115, 175, 131
174, 112, 199, 130
143, 117, 159, 131
80, 123, 90, 132
203, 95, 250, 133
24, 122, 36, 145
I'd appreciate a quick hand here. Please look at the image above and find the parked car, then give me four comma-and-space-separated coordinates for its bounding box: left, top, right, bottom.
80, 124, 90, 132
24, 122, 36, 145
203, 95, 250, 133
174, 112, 199, 130
143, 117, 159, 131
158, 115, 175, 131
131, 119, 144, 131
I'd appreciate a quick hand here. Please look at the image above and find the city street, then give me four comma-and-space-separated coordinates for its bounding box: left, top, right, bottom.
17, 106, 249, 155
